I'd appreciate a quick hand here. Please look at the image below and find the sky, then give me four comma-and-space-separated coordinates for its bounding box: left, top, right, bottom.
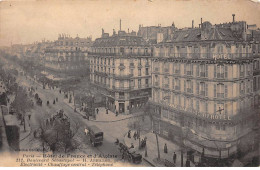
0, 0, 260, 46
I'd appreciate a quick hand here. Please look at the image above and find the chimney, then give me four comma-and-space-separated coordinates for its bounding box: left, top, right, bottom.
192, 20, 194, 28
120, 19, 121, 31
201, 18, 203, 25
128, 28, 129, 33
232, 14, 235, 23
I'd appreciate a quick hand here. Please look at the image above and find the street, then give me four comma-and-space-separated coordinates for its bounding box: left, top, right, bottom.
14, 68, 150, 167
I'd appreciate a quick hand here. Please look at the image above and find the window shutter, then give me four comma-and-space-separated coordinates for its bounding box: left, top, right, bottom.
214, 84, 217, 97
191, 82, 193, 93
225, 65, 228, 78
206, 65, 208, 77
225, 85, 228, 98
206, 84, 208, 96
214, 65, 217, 78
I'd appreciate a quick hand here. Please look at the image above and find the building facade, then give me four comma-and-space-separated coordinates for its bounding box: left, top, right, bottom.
89, 29, 152, 114
44, 34, 92, 79
150, 17, 260, 158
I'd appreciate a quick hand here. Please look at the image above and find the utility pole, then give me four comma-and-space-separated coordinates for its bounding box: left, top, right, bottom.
156, 133, 160, 160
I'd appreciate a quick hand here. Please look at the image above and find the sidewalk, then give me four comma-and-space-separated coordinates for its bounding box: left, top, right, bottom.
124, 131, 195, 167
63, 96, 144, 122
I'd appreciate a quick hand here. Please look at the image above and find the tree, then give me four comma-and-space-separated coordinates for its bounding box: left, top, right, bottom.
37, 113, 81, 153
144, 103, 161, 161
11, 86, 33, 131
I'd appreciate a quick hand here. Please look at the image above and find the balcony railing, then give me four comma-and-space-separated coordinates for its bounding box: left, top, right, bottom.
200, 72, 206, 77
175, 86, 180, 90
155, 53, 257, 59
217, 73, 224, 79
200, 91, 206, 96
154, 82, 159, 86
240, 90, 244, 95
118, 95, 125, 100
164, 84, 169, 89
130, 63, 135, 67
164, 68, 169, 73
154, 67, 159, 72
175, 70, 180, 74
187, 88, 192, 93
88, 52, 152, 57
217, 93, 224, 98
113, 74, 133, 79
186, 71, 192, 76
113, 86, 131, 90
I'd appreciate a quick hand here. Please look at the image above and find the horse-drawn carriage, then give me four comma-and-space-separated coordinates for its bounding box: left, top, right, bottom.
117, 142, 142, 164
36, 98, 42, 106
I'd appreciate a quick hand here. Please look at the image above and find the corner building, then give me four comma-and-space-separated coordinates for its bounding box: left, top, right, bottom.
89, 30, 152, 114
150, 19, 260, 158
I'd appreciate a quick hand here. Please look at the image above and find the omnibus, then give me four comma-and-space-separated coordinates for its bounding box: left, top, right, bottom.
86, 125, 103, 147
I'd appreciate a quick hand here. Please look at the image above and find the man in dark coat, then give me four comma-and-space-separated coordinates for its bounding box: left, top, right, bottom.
173, 152, 177, 164
164, 143, 168, 153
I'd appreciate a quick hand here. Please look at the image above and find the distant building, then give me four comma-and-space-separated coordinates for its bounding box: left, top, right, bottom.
89, 28, 152, 114
149, 15, 260, 158
137, 22, 177, 44
44, 34, 92, 80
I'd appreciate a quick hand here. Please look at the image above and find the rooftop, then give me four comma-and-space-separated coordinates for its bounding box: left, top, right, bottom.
92, 34, 149, 47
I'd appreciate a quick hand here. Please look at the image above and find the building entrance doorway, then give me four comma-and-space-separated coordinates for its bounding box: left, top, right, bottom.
119, 103, 125, 113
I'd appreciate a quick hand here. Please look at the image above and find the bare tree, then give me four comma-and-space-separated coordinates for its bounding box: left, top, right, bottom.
143, 103, 161, 161
11, 86, 33, 131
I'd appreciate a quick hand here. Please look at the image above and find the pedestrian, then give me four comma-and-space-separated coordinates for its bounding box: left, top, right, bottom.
173, 152, 177, 164
56, 97, 58, 102
186, 159, 190, 167
96, 108, 99, 114
128, 130, 131, 138
106, 108, 108, 114
116, 111, 118, 117
28, 114, 31, 120
130, 143, 134, 149
164, 143, 168, 153
33, 130, 37, 138
133, 131, 137, 140
53, 99, 55, 104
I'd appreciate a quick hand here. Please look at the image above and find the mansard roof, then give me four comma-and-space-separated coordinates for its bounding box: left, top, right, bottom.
92, 35, 149, 47
170, 26, 242, 43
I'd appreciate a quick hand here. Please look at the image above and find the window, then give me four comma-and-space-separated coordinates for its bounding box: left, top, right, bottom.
138, 79, 141, 88
196, 82, 199, 94
146, 68, 149, 75
130, 69, 134, 75
196, 100, 200, 111
225, 65, 228, 78
225, 85, 228, 98
145, 79, 149, 85
138, 69, 141, 76
130, 80, 135, 87
164, 62, 169, 73
119, 81, 124, 88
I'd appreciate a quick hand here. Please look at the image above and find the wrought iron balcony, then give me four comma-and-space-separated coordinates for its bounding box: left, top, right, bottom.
217, 93, 224, 98
187, 88, 192, 93
200, 91, 206, 96
217, 73, 224, 79
200, 72, 206, 77
186, 71, 192, 76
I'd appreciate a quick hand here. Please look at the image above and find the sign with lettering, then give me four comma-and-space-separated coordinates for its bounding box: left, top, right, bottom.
159, 101, 232, 120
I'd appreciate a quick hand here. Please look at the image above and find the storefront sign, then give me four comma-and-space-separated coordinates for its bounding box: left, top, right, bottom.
160, 101, 232, 121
